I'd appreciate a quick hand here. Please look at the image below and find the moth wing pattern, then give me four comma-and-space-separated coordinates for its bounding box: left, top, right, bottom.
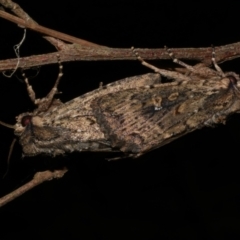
92, 76, 239, 157
15, 73, 162, 156
38, 73, 162, 145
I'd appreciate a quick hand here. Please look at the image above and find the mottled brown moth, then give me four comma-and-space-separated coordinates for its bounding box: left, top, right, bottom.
10, 48, 240, 158
13, 61, 161, 157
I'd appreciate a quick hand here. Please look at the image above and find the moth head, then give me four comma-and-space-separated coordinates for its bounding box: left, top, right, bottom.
14, 112, 33, 137
21, 115, 32, 127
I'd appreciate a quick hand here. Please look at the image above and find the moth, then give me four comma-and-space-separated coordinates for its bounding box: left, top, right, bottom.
13, 60, 161, 157
9, 48, 240, 158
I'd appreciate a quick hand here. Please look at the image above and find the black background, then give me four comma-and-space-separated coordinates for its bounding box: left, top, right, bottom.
1, 1, 240, 239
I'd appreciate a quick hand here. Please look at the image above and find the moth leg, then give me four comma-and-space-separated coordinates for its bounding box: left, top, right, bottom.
211, 46, 224, 77
99, 81, 103, 89
165, 46, 222, 79
24, 54, 63, 112
106, 153, 136, 161
36, 54, 63, 111
164, 46, 197, 73
22, 72, 36, 104
131, 47, 191, 82
106, 155, 127, 161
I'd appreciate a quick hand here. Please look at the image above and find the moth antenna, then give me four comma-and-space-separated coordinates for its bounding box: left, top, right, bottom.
2, 138, 16, 178
0, 120, 15, 129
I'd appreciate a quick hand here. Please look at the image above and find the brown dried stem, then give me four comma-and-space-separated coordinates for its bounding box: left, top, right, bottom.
1, 3, 240, 71
0, 0, 37, 24
1, 42, 240, 72
0, 169, 68, 207
0, 0, 101, 48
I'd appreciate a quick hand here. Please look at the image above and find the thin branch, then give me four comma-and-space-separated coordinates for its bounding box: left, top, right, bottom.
1, 43, 240, 72
1, 1, 240, 72
0, 0, 68, 50
0, 169, 68, 207
0, 0, 37, 24
0, 0, 102, 48
0, 9, 102, 48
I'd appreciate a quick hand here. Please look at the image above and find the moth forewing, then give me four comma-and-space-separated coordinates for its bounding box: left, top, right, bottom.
91, 54, 240, 157
14, 73, 161, 157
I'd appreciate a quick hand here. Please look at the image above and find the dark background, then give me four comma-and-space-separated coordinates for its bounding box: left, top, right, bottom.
0, 1, 240, 239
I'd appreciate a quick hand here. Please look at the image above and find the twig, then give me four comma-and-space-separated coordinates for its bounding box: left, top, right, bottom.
0, 169, 68, 207
0, 9, 101, 48
1, 43, 240, 72
1, 1, 240, 72
0, 0, 37, 24
0, 0, 101, 48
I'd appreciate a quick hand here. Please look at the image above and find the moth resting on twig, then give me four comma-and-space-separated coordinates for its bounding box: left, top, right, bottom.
9, 49, 240, 158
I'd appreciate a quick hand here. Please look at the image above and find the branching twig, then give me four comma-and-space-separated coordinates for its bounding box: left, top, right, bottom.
0, 169, 68, 207
0, 0, 101, 48
1, 1, 240, 72
0, 0, 37, 24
